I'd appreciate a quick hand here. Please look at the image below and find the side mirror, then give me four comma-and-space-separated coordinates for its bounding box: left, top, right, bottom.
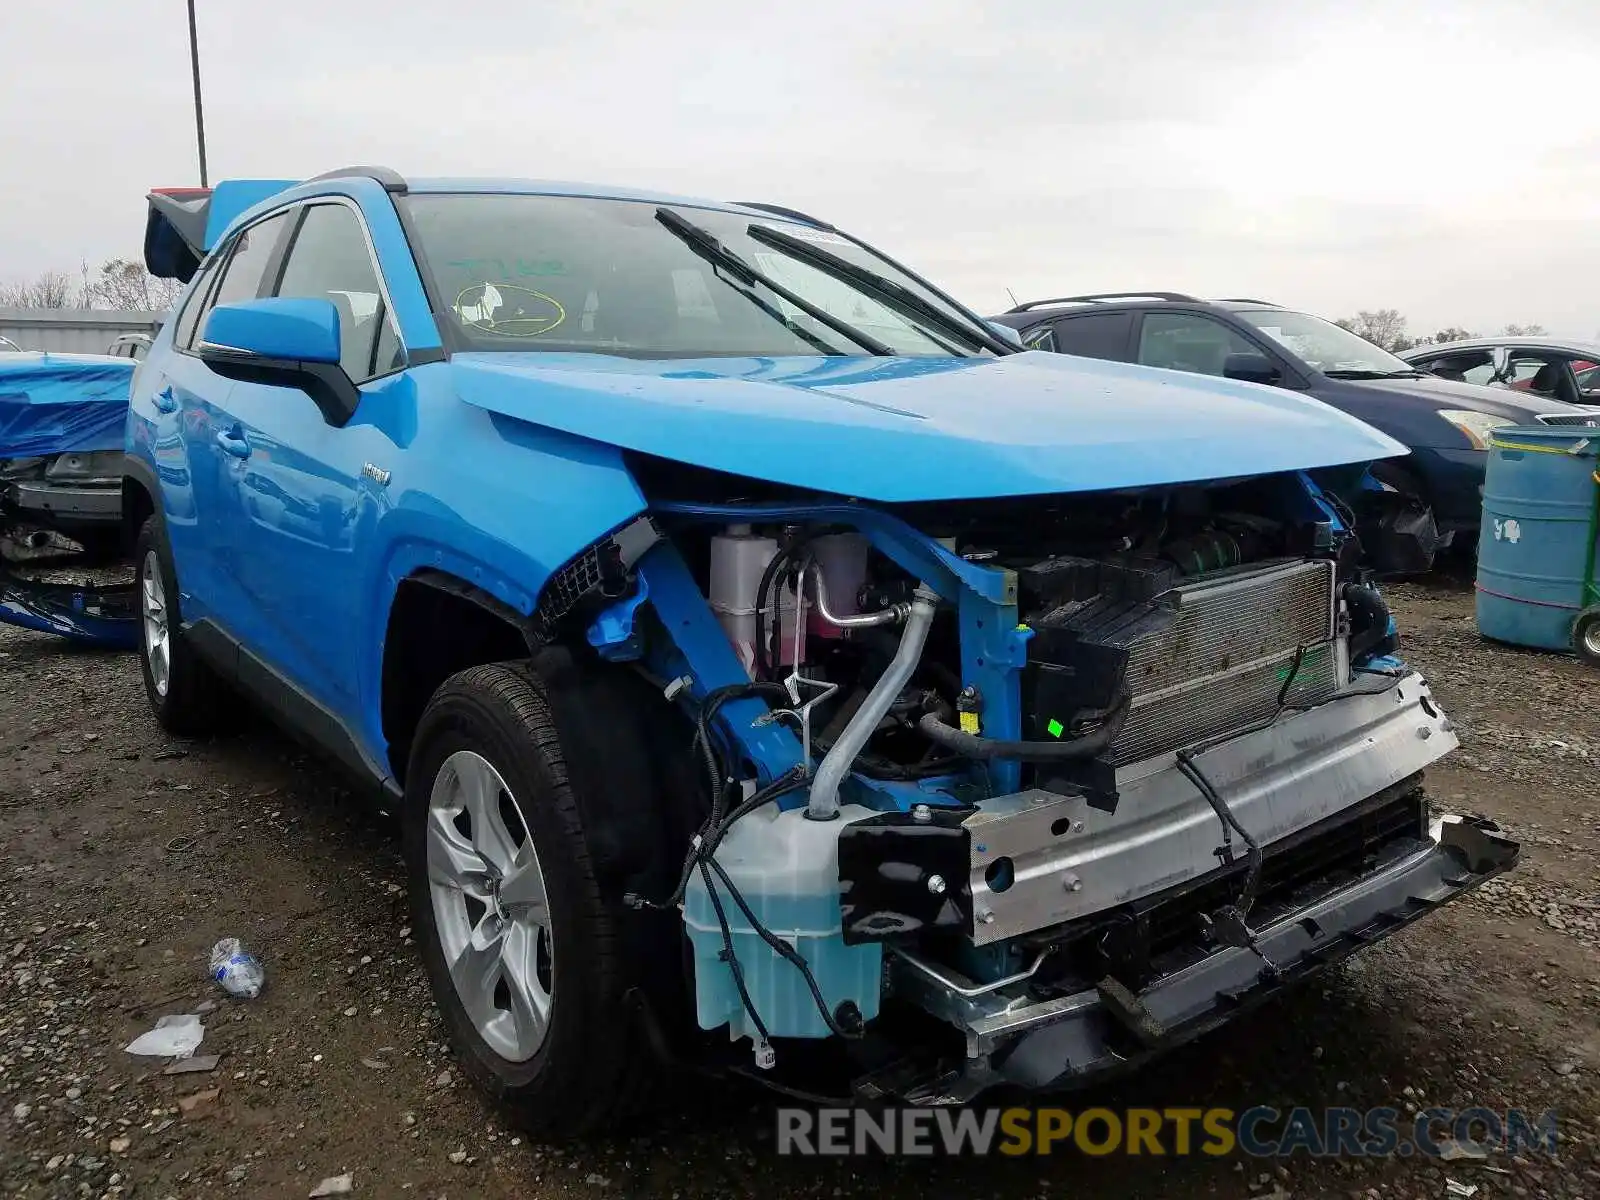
1223, 351, 1281, 386
198, 298, 359, 425
985, 320, 1024, 349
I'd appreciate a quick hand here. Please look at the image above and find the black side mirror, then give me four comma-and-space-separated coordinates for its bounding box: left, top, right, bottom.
1223, 351, 1281, 386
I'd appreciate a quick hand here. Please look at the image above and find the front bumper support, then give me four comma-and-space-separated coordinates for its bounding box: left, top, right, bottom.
880, 815, 1517, 1104
962, 673, 1458, 946
0, 559, 138, 647
4, 479, 123, 523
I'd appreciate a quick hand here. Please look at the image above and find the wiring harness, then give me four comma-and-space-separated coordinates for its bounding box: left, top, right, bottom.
626, 680, 866, 1068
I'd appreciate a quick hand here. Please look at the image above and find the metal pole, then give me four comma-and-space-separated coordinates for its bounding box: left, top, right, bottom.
186, 0, 209, 186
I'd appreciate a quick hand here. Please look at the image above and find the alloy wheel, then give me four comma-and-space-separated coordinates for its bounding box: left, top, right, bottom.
425, 749, 554, 1062
140, 550, 170, 698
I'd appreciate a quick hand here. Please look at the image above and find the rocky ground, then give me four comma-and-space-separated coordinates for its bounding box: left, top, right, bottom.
0, 576, 1596, 1199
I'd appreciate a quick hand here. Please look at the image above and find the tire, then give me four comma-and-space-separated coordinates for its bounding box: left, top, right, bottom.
134, 515, 230, 736
1574, 606, 1600, 667
402, 660, 658, 1135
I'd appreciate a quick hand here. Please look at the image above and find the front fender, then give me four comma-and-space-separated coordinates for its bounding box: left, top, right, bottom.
355, 395, 648, 762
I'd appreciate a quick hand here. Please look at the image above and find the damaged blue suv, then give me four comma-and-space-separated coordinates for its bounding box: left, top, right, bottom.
125, 167, 1515, 1132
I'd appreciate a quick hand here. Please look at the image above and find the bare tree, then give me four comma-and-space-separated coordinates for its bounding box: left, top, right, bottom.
1502, 323, 1547, 337
1335, 308, 1412, 352
82, 259, 184, 312
1431, 326, 1476, 344
0, 270, 81, 309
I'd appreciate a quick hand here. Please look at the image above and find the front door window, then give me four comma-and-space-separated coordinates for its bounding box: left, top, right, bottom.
1136, 312, 1258, 377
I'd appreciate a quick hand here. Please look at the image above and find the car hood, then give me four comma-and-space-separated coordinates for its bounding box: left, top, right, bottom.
0, 353, 135, 459
1347, 373, 1588, 422
450, 350, 1407, 503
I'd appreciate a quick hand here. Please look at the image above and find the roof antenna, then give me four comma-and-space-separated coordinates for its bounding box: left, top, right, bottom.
1005, 286, 1020, 307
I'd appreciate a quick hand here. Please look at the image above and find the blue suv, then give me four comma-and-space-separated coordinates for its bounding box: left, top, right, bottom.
124, 168, 1514, 1132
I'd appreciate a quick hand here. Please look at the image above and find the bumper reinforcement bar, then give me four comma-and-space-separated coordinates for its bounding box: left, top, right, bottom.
0, 559, 139, 648
878, 815, 1517, 1105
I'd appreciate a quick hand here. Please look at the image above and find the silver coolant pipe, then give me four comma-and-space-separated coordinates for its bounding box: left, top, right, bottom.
806, 584, 940, 821
807, 564, 910, 629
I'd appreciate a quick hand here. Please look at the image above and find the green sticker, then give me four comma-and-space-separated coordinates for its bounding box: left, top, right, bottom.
1046, 718, 1065, 738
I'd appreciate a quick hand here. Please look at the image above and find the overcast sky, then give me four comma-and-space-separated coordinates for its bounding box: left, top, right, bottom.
5, 0, 1598, 338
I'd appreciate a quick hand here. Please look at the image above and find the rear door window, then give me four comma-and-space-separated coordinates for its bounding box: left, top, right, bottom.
209, 212, 291, 310
186, 211, 292, 352
1049, 311, 1133, 361
172, 253, 226, 352
1504, 351, 1574, 403
1573, 360, 1600, 401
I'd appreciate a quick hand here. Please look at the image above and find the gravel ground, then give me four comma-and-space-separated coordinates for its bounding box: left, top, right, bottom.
0, 576, 1596, 1199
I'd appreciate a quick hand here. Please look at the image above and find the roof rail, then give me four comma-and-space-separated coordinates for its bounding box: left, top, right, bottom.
730, 200, 835, 230
305, 164, 408, 194
1217, 297, 1279, 306
1005, 291, 1199, 312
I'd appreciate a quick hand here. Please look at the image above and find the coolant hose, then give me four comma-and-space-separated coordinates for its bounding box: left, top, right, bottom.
916, 691, 1132, 761
806, 584, 940, 820
1341, 581, 1395, 664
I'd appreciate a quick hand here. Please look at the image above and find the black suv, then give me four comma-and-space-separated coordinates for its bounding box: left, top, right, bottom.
989, 293, 1596, 549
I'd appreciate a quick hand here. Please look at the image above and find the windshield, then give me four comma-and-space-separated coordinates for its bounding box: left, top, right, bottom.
400, 194, 992, 358
1233, 308, 1415, 375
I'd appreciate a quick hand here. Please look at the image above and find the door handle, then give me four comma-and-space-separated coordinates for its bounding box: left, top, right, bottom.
215, 427, 252, 459
153, 386, 178, 414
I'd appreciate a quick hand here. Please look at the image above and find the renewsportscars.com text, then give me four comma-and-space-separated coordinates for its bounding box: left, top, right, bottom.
776, 1105, 1559, 1158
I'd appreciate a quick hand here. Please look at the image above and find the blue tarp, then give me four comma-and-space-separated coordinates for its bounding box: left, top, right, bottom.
0, 353, 134, 459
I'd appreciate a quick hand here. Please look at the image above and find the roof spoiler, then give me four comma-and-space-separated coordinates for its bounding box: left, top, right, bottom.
143, 179, 297, 281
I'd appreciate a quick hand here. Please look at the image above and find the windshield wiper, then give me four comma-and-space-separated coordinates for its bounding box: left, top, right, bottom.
746, 223, 1017, 357
1323, 368, 1424, 380
654, 207, 893, 356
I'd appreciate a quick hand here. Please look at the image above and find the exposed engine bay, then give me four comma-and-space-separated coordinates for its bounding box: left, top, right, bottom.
508, 464, 1515, 1101
667, 475, 1392, 809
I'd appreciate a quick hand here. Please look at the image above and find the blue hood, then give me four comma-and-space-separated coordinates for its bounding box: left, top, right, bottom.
0, 352, 135, 458
451, 350, 1406, 503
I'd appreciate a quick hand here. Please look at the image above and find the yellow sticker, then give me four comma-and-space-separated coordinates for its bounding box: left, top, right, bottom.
959, 711, 981, 734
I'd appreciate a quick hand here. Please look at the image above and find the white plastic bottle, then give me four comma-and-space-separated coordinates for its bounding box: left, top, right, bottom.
708, 524, 799, 675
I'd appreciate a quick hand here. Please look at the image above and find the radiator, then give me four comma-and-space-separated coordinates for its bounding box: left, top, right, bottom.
1105, 558, 1338, 765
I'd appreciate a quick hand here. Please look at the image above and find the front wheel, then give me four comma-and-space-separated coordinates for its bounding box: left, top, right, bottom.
402, 661, 656, 1135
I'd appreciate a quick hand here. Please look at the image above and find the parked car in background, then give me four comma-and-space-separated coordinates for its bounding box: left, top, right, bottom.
1400, 337, 1600, 409
989, 294, 1598, 556
0, 347, 140, 648
0, 349, 134, 559
106, 333, 152, 361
